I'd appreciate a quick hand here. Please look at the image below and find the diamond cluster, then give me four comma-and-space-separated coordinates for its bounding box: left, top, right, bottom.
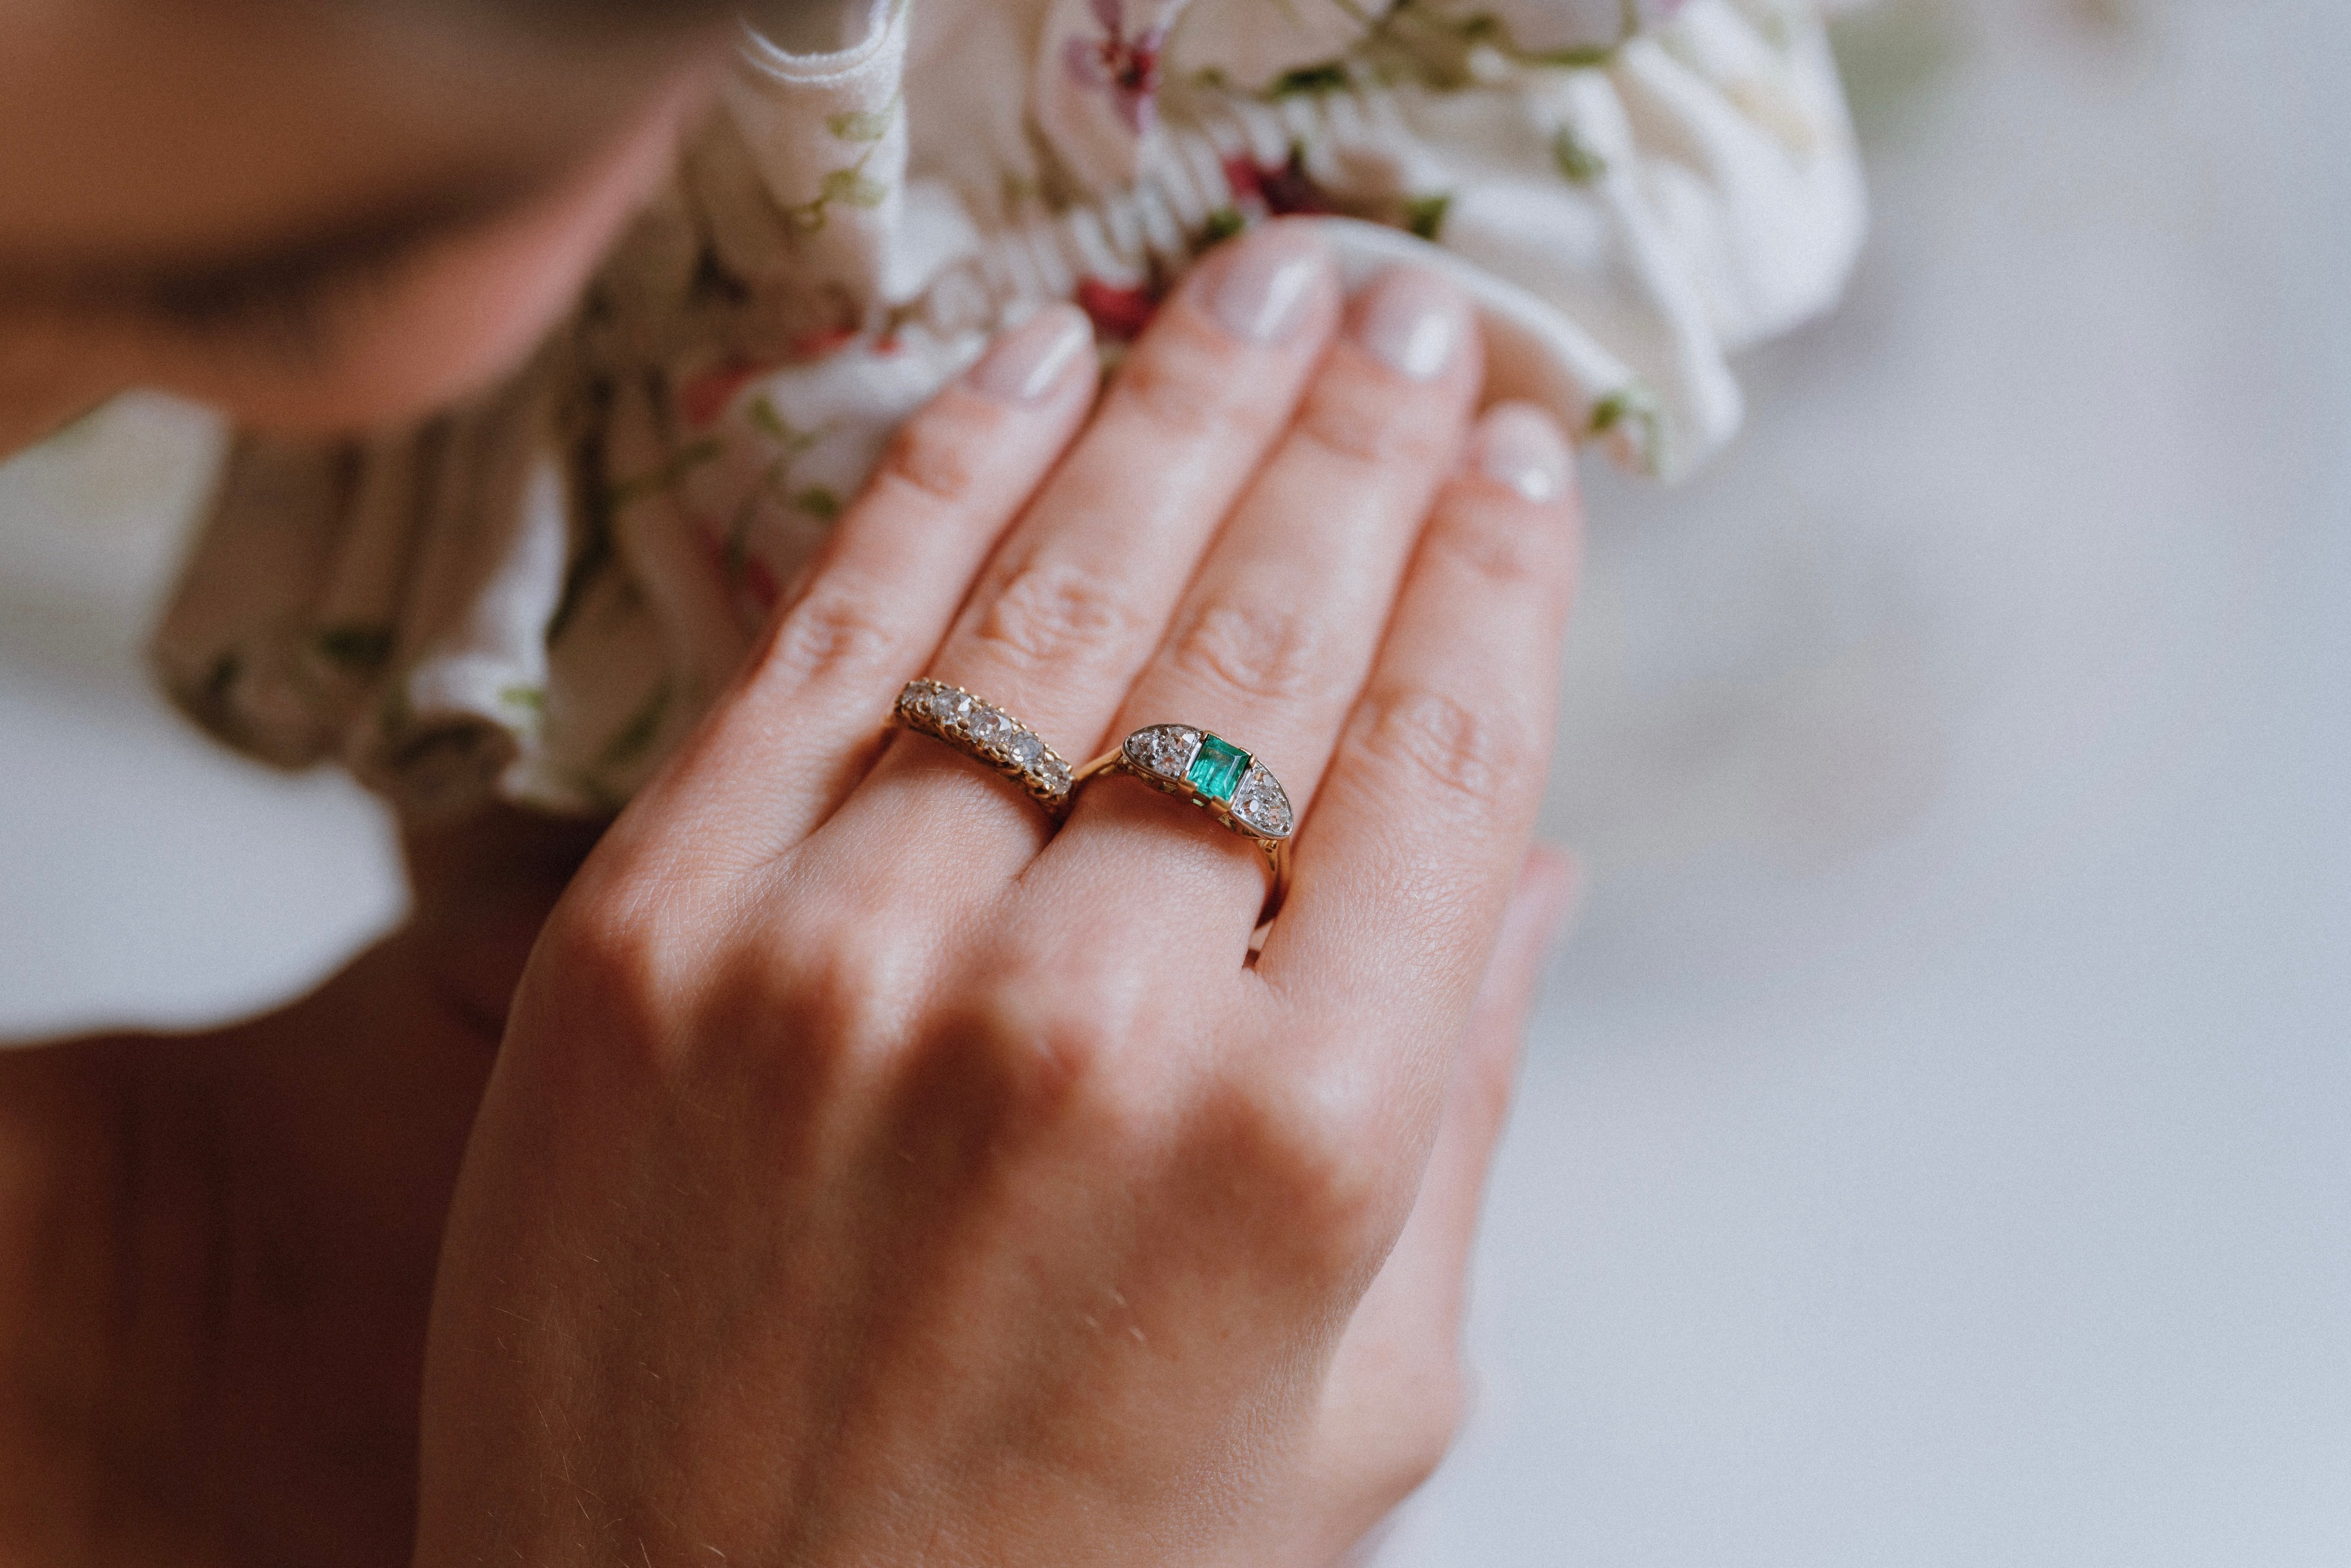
1125, 724, 1202, 783
1228, 763, 1293, 838
1124, 724, 1293, 841
898, 680, 1071, 801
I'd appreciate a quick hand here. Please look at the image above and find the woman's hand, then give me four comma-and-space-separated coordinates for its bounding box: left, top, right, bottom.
416, 221, 1582, 1567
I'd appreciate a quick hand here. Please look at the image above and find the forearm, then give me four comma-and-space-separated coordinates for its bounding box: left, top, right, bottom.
0, 929, 502, 1565
0, 1029, 129, 1554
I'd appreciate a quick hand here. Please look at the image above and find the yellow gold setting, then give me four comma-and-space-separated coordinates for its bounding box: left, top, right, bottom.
893, 679, 1074, 815
1071, 724, 1295, 923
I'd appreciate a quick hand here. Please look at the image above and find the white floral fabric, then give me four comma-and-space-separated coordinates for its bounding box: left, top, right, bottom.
153, 0, 1868, 821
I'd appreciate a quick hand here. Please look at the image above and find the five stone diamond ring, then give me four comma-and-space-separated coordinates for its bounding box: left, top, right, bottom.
893, 680, 1076, 815
1069, 724, 1296, 922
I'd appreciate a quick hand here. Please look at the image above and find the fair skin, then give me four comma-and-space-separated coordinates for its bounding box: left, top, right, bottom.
0, 6, 1582, 1565
0, 0, 724, 447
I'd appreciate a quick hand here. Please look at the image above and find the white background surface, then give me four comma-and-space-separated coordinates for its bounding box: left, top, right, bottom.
2, 1, 2346, 1562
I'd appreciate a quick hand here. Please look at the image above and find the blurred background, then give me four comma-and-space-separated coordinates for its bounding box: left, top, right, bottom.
3, 0, 2345, 1562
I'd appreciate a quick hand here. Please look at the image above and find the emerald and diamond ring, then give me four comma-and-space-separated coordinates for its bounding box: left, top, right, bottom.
1069, 724, 1295, 921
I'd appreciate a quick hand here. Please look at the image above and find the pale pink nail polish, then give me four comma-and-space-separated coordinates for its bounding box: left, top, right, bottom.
1207, 226, 1329, 344
1356, 267, 1467, 381
968, 304, 1095, 402
1473, 404, 1573, 503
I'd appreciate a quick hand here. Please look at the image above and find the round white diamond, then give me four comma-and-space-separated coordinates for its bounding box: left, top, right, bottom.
1008, 731, 1043, 766
1036, 758, 1071, 794
930, 689, 966, 725
971, 709, 1013, 748
1128, 725, 1199, 780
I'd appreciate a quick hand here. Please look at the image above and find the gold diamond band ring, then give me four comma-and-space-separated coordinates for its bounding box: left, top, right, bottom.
894, 680, 1076, 815
1070, 724, 1295, 923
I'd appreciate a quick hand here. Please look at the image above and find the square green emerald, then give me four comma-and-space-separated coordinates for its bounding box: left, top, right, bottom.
1186, 733, 1251, 802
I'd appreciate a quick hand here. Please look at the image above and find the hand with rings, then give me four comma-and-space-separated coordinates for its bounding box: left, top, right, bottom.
417, 220, 1583, 1568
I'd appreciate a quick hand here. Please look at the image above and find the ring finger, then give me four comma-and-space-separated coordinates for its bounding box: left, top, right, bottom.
1038, 265, 1482, 953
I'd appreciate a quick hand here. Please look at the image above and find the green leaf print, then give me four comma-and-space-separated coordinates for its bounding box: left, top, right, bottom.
1551, 126, 1609, 184
779, 144, 893, 234
1268, 61, 1351, 98
827, 104, 897, 143
609, 437, 723, 510
746, 395, 811, 447
821, 167, 890, 209
791, 487, 843, 521
1355, 0, 1638, 88
1587, 382, 1662, 468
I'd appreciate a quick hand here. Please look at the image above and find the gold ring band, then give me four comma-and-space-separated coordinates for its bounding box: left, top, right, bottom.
1070, 724, 1294, 924
893, 680, 1075, 815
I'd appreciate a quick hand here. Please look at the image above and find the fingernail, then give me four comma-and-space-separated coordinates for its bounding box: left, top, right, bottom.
1471, 404, 1573, 503
1355, 266, 1467, 381
968, 303, 1094, 402
1207, 225, 1329, 344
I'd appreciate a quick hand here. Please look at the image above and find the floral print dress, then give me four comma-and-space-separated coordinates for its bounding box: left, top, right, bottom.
152, 0, 1869, 821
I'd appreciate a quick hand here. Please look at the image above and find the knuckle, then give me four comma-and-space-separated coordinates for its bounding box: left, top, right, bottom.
973, 557, 1149, 671
1165, 598, 1336, 706
1429, 495, 1570, 592
981, 997, 1117, 1118
550, 899, 666, 1012
1214, 1068, 1392, 1272
1353, 683, 1535, 812
871, 399, 998, 512
1296, 371, 1456, 471
928, 963, 1152, 1147
534, 874, 703, 1065
783, 924, 928, 1062
763, 578, 904, 690
1112, 337, 1246, 443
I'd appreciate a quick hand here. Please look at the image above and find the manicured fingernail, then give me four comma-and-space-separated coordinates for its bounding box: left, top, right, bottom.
1356, 266, 1467, 380
968, 303, 1094, 401
1207, 225, 1329, 344
1472, 404, 1573, 503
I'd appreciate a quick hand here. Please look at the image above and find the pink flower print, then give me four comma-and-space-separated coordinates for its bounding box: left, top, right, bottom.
1222, 150, 1340, 219
679, 361, 767, 430
1076, 277, 1159, 341
703, 527, 781, 633
1064, 0, 1168, 137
